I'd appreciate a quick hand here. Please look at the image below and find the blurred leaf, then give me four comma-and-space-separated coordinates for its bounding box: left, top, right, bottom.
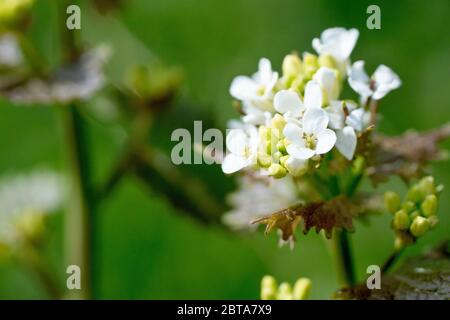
368, 123, 450, 185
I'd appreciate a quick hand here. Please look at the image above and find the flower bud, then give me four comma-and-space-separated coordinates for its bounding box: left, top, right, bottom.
257, 152, 272, 168
268, 163, 287, 179
279, 155, 289, 167
418, 176, 435, 196
406, 184, 423, 203
410, 216, 430, 237
282, 54, 302, 77
284, 157, 308, 177
260, 275, 277, 300
318, 54, 337, 69
421, 194, 438, 217
393, 210, 410, 230
277, 282, 293, 300
401, 201, 416, 213
271, 114, 286, 132
427, 216, 439, 229
409, 210, 420, 221
292, 278, 311, 300
384, 191, 400, 214
276, 140, 287, 154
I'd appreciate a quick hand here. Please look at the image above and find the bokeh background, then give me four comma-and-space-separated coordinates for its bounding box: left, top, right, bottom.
0, 0, 449, 299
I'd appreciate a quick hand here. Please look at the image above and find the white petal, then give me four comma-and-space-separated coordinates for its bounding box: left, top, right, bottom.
229, 76, 257, 100
222, 154, 248, 174
335, 126, 357, 160
312, 28, 359, 61
286, 144, 315, 160
315, 128, 337, 155
274, 90, 303, 117
283, 123, 303, 145
304, 80, 323, 109
325, 101, 345, 130
348, 60, 372, 98
303, 107, 329, 134
257, 57, 273, 85
313, 67, 339, 102
226, 129, 248, 155
345, 108, 365, 131
372, 64, 401, 100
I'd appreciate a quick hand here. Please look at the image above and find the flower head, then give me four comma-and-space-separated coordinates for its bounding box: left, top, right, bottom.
230, 58, 278, 111
284, 108, 336, 160
348, 60, 401, 103
222, 124, 259, 174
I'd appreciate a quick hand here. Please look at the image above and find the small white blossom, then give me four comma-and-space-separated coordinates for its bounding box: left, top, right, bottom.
273, 81, 323, 120
230, 58, 278, 111
222, 124, 259, 174
312, 27, 359, 66
241, 101, 272, 125
223, 175, 298, 230
284, 108, 336, 160
0, 169, 64, 245
312, 67, 340, 105
348, 60, 401, 103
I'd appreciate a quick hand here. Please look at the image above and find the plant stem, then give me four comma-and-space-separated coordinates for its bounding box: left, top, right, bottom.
331, 230, 356, 287
381, 248, 404, 274
59, 105, 92, 299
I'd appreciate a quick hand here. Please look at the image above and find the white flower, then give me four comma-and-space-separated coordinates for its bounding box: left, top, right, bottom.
223, 175, 298, 230
230, 58, 278, 111
222, 124, 259, 174
241, 101, 272, 125
0, 169, 64, 245
348, 60, 401, 102
325, 100, 369, 160
312, 67, 340, 105
273, 81, 323, 119
284, 108, 336, 159
312, 27, 359, 62
0, 33, 23, 67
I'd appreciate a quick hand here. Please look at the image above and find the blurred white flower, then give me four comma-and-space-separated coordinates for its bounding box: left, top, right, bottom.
230, 58, 278, 111
348, 60, 401, 103
0, 169, 64, 245
312, 27, 359, 69
222, 124, 259, 174
223, 175, 298, 230
0, 33, 23, 67
284, 108, 336, 160
312, 67, 340, 105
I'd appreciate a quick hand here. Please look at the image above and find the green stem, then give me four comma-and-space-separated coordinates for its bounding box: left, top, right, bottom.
59, 105, 92, 299
331, 230, 356, 287
381, 248, 404, 274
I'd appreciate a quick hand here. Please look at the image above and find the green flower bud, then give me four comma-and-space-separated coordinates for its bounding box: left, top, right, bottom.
282, 54, 302, 77
276, 140, 287, 154
260, 275, 277, 300
318, 54, 337, 69
409, 210, 420, 221
407, 184, 424, 203
418, 176, 435, 196
303, 53, 318, 68
393, 210, 410, 230
273, 151, 282, 163
421, 194, 438, 217
257, 152, 272, 168
268, 163, 287, 179
271, 114, 286, 132
401, 201, 416, 213
292, 278, 312, 300
277, 282, 293, 300
384, 191, 400, 214
279, 155, 289, 167
410, 216, 430, 237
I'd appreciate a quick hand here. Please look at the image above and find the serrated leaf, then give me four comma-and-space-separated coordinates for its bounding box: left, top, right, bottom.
252, 196, 361, 241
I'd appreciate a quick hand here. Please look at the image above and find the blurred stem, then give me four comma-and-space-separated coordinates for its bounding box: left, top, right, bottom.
20, 245, 62, 300
331, 230, 356, 287
59, 105, 92, 299
381, 248, 404, 274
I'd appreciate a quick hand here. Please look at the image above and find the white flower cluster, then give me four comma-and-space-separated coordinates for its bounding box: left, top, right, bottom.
222, 27, 401, 178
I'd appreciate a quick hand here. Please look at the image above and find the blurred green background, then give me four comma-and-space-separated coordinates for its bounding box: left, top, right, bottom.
0, 0, 449, 299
